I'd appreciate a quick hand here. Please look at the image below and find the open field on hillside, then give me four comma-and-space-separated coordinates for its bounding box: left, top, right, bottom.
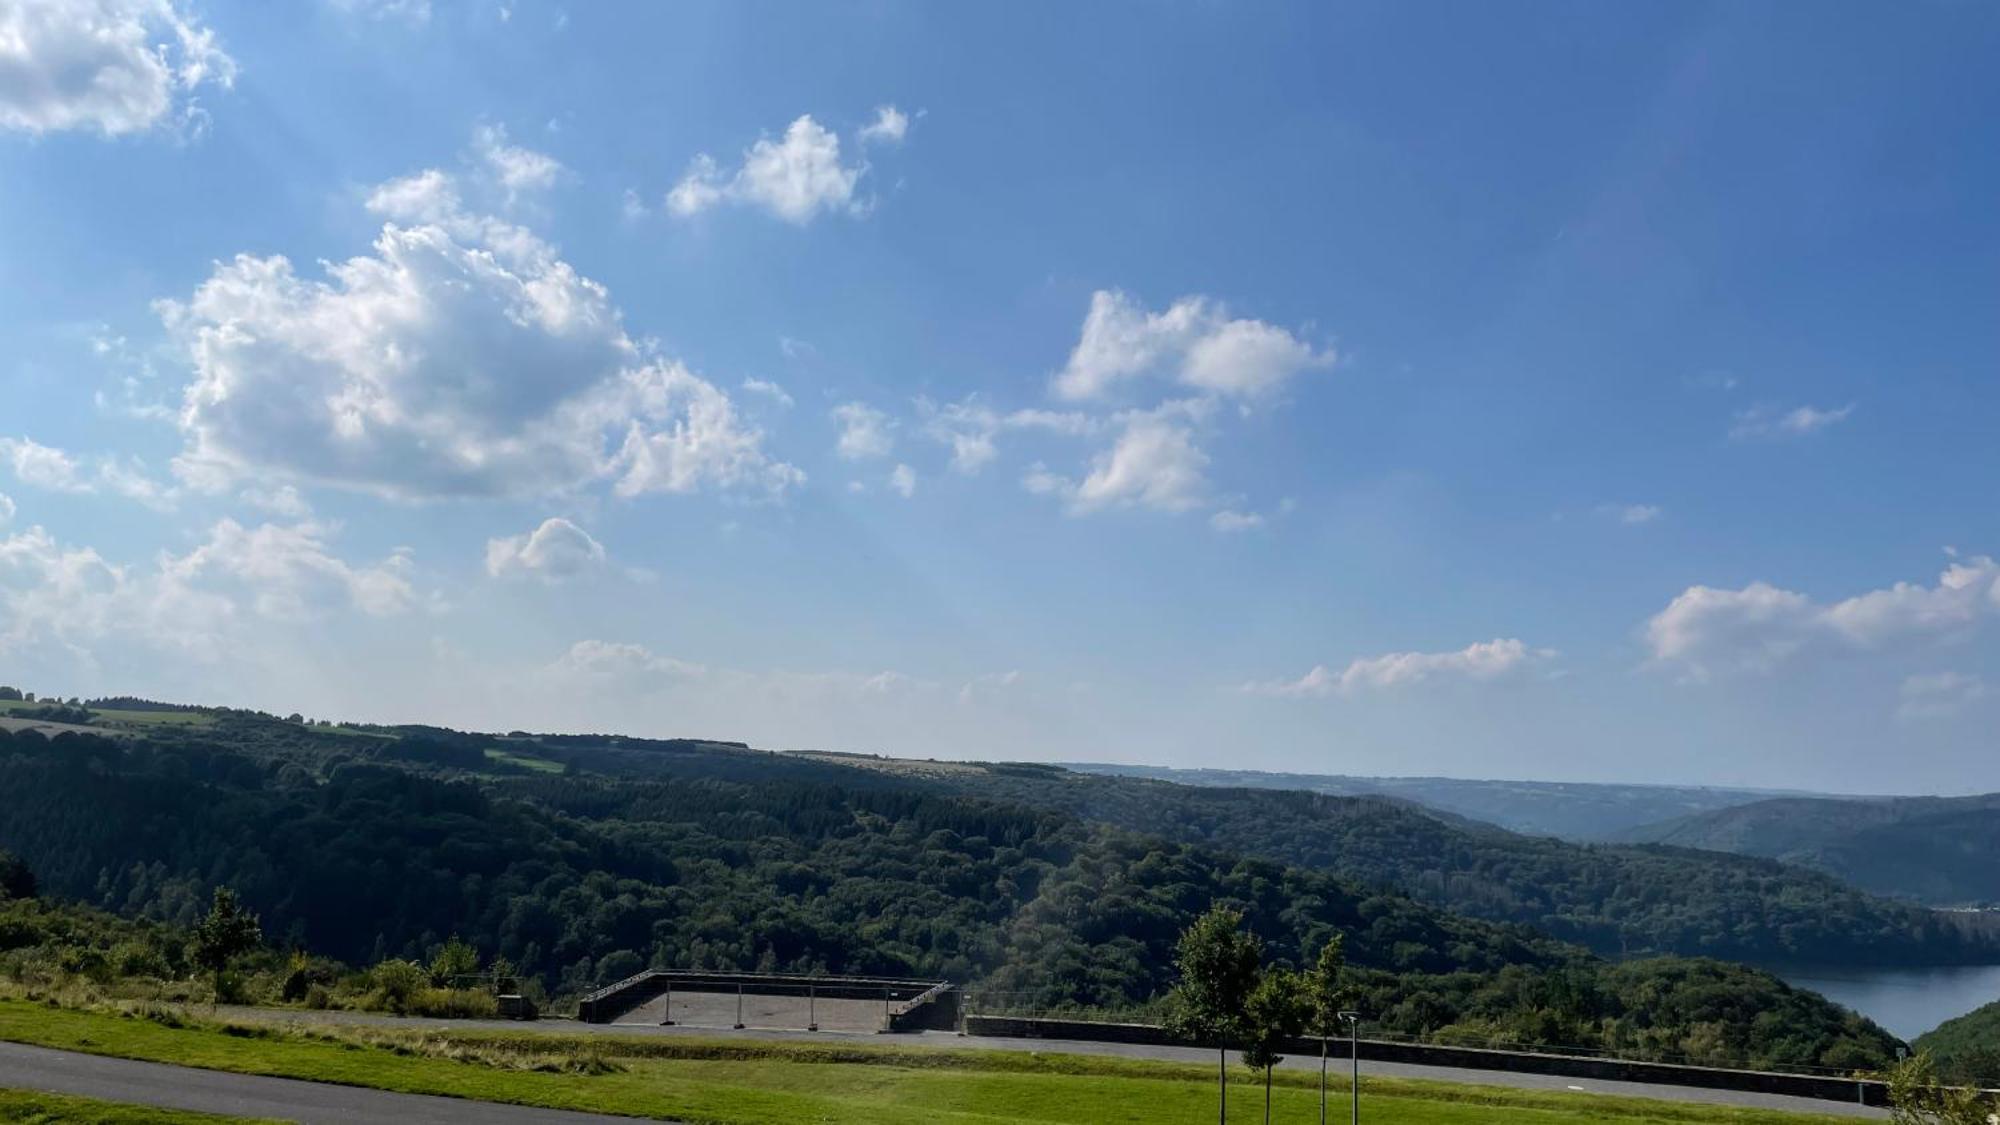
0, 700, 211, 729
0, 1000, 1865, 1125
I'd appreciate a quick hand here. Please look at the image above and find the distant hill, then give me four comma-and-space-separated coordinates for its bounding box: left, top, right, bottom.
1623, 793, 2000, 907
1914, 997, 2000, 1084
1064, 763, 1818, 841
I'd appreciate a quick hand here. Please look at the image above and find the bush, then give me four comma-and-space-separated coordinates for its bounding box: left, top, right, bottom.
408, 987, 498, 1019
368, 959, 426, 1015
303, 983, 333, 1010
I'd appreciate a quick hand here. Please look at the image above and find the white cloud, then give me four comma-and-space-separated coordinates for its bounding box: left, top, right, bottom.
0, 436, 85, 490
1244, 638, 1544, 698
620, 188, 648, 221
741, 378, 794, 408
888, 463, 915, 498
1899, 672, 1987, 720
239, 484, 310, 517
0, 0, 234, 136
485, 516, 606, 580
473, 123, 563, 201
0, 435, 175, 508
159, 518, 417, 620
0, 518, 417, 665
1209, 509, 1264, 533
1596, 503, 1662, 525
831, 402, 894, 461
918, 396, 1097, 475
547, 639, 704, 682
857, 104, 908, 145
1729, 402, 1854, 440
162, 170, 800, 503
1053, 290, 1331, 401
666, 115, 870, 224
1031, 409, 1210, 515
1645, 555, 2000, 679
0, 492, 13, 524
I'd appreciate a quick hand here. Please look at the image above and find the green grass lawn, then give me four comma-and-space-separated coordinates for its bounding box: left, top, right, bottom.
0, 1000, 1862, 1125
0, 1087, 276, 1123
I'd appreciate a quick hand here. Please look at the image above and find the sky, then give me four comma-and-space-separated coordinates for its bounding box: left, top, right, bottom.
2, 0, 1998, 792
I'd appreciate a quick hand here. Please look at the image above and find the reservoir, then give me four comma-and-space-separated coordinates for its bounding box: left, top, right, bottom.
1773, 963, 2000, 1041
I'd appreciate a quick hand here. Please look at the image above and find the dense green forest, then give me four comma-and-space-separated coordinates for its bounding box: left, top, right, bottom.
0, 718, 1902, 1071
532, 741, 2000, 966
1627, 793, 2000, 907
1071, 763, 1783, 841
1912, 997, 2000, 1085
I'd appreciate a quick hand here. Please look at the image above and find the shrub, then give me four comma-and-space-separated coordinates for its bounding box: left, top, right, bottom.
368, 959, 427, 1015
304, 983, 333, 1010
408, 988, 498, 1019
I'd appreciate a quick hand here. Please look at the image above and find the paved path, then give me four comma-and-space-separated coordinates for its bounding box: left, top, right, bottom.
0, 1040, 641, 1124
219, 1004, 1888, 1119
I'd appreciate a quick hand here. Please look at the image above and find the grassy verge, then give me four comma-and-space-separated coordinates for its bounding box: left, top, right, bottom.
0, 999, 1860, 1125
0, 1088, 275, 1123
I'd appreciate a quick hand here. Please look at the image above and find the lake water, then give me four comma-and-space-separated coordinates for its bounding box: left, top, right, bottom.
1772, 963, 2000, 1040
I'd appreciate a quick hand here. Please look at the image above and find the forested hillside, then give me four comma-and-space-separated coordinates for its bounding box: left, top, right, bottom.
0, 719, 1901, 1070
1626, 794, 2000, 906
1913, 997, 2000, 1085
1070, 763, 1796, 840
556, 743, 1996, 967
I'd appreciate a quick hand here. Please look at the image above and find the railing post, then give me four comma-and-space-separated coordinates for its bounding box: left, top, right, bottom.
734, 982, 745, 1029
883, 986, 892, 1031
808, 982, 818, 1032
660, 980, 674, 1026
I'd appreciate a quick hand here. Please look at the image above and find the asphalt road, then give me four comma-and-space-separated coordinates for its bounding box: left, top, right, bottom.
0, 1040, 640, 1124
218, 1004, 1890, 1120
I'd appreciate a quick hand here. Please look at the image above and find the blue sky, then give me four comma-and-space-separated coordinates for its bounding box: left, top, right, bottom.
3, 0, 1999, 791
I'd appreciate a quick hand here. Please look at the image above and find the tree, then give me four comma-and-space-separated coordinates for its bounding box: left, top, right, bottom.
1165, 906, 1264, 1125
1302, 934, 1347, 1125
1883, 1050, 2000, 1125
428, 936, 480, 987
191, 887, 262, 1008
0, 850, 35, 900
1243, 968, 1308, 1124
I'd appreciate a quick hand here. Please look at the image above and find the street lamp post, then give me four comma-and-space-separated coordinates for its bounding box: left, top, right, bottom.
1338, 1011, 1361, 1125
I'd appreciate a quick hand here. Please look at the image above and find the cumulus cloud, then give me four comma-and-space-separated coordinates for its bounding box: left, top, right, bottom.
0, 0, 234, 136
857, 104, 908, 145
917, 396, 1096, 474
547, 639, 704, 682
1027, 406, 1211, 515
741, 378, 794, 408
1053, 290, 1331, 401
888, 463, 915, 498
485, 517, 606, 580
472, 123, 563, 201
1209, 509, 1264, 533
1645, 555, 2000, 679
160, 169, 800, 503
0, 492, 13, 524
0, 436, 175, 508
1899, 671, 1987, 721
1729, 403, 1854, 440
1244, 638, 1545, 698
831, 402, 894, 460
0, 518, 418, 664
666, 115, 871, 224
